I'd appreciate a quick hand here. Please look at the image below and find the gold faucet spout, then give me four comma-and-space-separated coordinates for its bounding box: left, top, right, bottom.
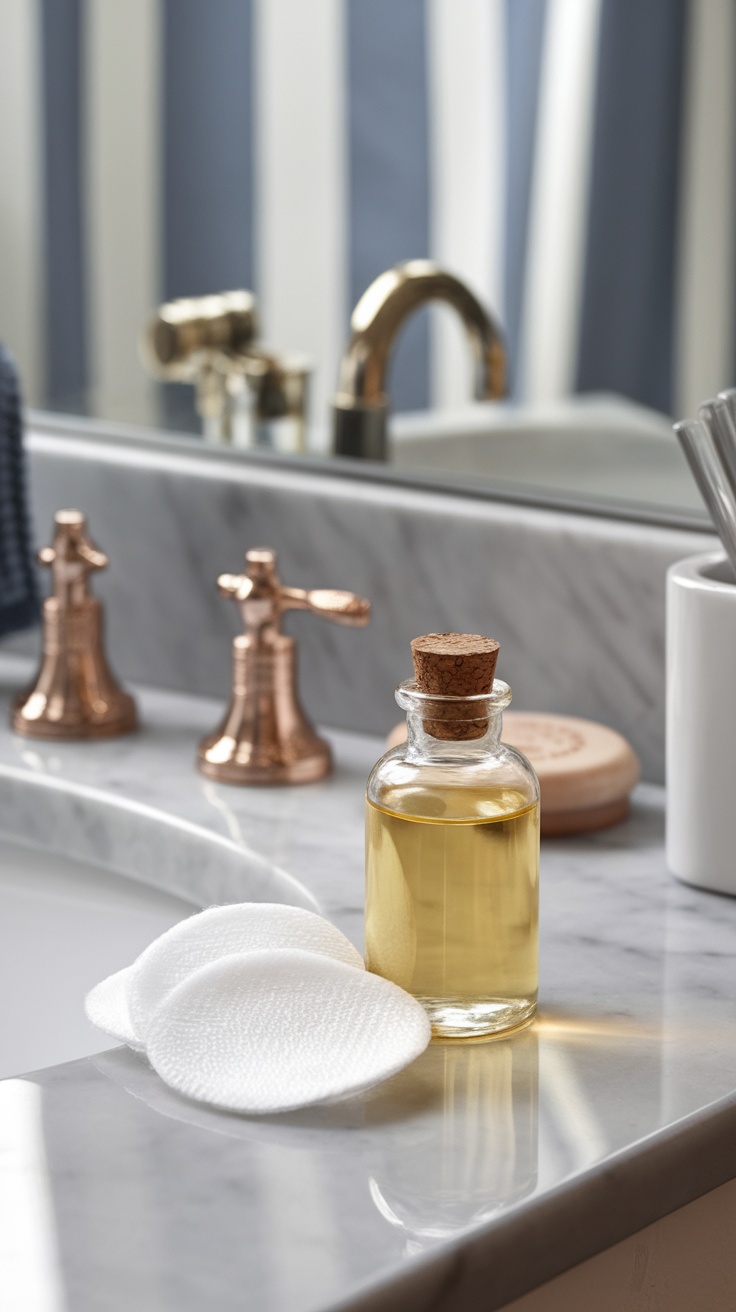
333, 261, 506, 459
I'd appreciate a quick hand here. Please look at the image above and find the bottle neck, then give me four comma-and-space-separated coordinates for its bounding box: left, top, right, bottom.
396, 678, 512, 763
404, 706, 505, 762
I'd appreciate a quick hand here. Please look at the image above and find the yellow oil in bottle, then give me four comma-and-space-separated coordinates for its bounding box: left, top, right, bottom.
365, 785, 539, 1038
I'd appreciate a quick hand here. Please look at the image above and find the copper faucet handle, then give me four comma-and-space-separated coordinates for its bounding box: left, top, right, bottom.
199, 546, 371, 784
38, 510, 108, 594
282, 587, 371, 628
216, 547, 370, 631
217, 572, 255, 604
216, 547, 276, 609
12, 509, 137, 740
142, 290, 258, 378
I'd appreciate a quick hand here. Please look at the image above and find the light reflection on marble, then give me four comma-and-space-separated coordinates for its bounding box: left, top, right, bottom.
364, 1034, 539, 1245
0, 656, 317, 915
0, 1081, 65, 1311
1, 658, 736, 1310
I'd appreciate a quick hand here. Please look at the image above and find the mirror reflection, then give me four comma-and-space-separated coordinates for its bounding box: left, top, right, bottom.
0, 1, 731, 520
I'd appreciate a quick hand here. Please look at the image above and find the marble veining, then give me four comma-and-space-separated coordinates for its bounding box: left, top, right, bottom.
10, 420, 717, 782
1, 656, 736, 1310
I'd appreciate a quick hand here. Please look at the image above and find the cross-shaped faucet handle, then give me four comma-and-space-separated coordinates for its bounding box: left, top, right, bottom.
38, 510, 108, 601
216, 547, 370, 635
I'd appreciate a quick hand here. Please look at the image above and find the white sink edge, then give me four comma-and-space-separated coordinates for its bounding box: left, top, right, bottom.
0, 763, 319, 914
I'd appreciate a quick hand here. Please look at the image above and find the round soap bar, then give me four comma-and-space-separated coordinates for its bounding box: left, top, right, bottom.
387, 710, 640, 836
502, 711, 640, 835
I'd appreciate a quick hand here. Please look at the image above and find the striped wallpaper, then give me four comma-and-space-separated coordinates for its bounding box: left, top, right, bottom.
0, 0, 733, 435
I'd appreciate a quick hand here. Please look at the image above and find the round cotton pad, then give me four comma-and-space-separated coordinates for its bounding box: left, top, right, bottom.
128, 903, 364, 1040
146, 949, 431, 1114
85, 966, 144, 1051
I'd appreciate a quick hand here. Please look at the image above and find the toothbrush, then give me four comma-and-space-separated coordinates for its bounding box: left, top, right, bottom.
699, 396, 736, 506
674, 418, 736, 575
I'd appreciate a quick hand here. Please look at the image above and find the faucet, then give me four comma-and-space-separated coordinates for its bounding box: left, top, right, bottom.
141, 291, 310, 450
332, 260, 506, 460
198, 548, 370, 785
12, 511, 137, 740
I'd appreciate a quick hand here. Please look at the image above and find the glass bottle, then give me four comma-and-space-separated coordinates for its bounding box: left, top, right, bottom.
365, 678, 540, 1039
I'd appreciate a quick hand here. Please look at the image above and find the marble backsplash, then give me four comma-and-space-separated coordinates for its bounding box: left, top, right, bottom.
8, 418, 715, 784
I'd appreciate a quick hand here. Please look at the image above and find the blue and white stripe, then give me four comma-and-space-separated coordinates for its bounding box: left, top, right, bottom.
347, 0, 430, 416
0, 0, 733, 430
518, 0, 604, 404
0, 0, 44, 405
427, 0, 505, 411
576, 0, 687, 414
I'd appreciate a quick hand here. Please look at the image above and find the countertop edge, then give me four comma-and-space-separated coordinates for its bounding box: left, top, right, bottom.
326, 1086, 736, 1311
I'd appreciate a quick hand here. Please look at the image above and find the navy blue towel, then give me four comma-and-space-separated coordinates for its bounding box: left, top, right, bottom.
0, 345, 38, 637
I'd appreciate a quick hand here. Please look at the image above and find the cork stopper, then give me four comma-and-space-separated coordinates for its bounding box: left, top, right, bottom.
410, 632, 500, 740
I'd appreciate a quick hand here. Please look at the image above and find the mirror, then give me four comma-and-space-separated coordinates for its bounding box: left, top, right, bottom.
0, 1, 732, 527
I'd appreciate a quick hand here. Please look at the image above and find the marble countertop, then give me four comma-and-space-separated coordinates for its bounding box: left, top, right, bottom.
1, 654, 736, 1312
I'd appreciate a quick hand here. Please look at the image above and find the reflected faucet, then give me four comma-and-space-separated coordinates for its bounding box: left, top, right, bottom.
141, 291, 311, 450
332, 260, 506, 460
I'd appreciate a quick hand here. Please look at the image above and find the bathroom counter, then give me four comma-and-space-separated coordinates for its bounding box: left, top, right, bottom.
1, 657, 736, 1311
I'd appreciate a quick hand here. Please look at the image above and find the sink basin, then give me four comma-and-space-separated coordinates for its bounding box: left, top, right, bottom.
0, 748, 317, 1080
391, 395, 700, 515
0, 832, 194, 1079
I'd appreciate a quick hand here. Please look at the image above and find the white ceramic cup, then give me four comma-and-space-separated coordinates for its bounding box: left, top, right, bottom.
667, 550, 736, 894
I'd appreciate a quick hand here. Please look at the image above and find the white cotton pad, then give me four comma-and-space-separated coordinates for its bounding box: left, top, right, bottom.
84, 966, 144, 1051
128, 903, 364, 1041
146, 949, 431, 1114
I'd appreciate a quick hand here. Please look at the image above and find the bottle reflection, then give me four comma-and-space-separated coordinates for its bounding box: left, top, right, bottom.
365, 1031, 538, 1243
